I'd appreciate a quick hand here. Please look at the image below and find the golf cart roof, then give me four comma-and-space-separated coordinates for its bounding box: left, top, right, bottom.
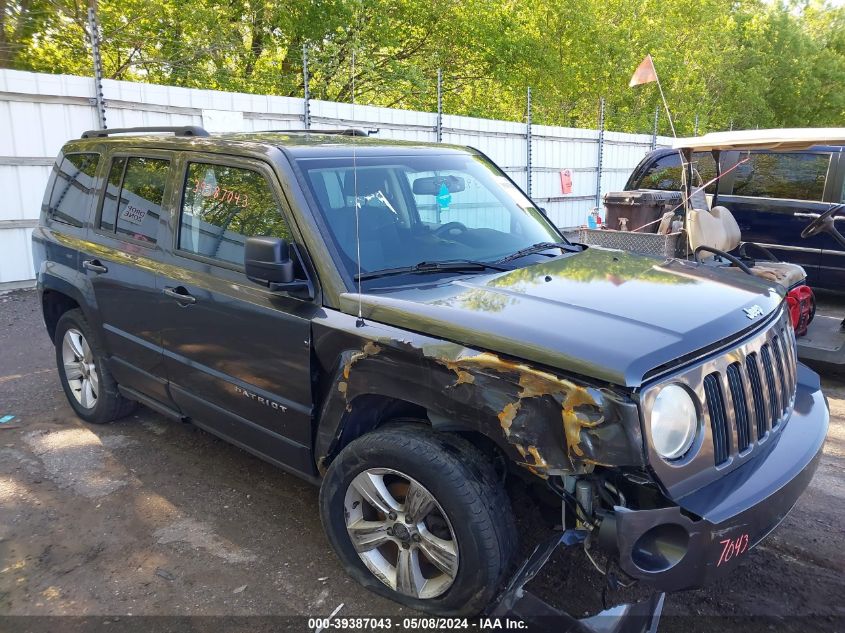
673, 128, 845, 152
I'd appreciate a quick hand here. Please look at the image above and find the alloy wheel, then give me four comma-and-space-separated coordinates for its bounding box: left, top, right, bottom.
62, 328, 98, 409
344, 467, 459, 599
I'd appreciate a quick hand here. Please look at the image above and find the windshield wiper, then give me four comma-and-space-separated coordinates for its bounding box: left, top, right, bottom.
355, 259, 509, 281
495, 241, 580, 264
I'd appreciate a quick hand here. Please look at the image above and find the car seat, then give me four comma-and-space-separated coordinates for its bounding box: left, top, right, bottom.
324, 170, 404, 272
686, 186, 806, 288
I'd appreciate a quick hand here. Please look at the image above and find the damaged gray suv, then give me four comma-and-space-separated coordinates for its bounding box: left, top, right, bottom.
32, 126, 829, 630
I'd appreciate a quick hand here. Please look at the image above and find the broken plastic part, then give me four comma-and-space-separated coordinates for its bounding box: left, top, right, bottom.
488, 529, 664, 633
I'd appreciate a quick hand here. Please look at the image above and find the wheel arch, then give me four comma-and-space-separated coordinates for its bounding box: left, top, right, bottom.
312, 315, 644, 479
40, 278, 89, 342
312, 333, 567, 478
319, 392, 510, 477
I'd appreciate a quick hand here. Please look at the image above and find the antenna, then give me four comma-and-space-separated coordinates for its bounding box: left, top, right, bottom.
352, 41, 365, 328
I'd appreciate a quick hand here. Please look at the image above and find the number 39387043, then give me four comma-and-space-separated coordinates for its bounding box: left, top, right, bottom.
716, 532, 750, 567
193, 177, 249, 208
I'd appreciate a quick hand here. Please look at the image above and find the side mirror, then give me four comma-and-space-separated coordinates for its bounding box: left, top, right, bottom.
244, 236, 310, 295
245, 236, 295, 283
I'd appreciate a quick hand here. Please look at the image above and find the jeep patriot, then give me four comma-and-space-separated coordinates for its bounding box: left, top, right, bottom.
32, 126, 829, 628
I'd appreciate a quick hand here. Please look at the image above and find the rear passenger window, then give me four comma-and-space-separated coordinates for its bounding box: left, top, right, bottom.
47, 153, 100, 227
731, 152, 830, 201
179, 163, 292, 266
98, 156, 170, 244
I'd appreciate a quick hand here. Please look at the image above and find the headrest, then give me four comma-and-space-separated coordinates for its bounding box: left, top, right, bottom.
343, 170, 389, 197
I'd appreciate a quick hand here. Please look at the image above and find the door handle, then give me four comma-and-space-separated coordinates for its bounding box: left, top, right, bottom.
794, 212, 821, 218
162, 286, 197, 305
83, 259, 108, 274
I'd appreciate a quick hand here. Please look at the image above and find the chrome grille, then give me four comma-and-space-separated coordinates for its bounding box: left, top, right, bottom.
704, 373, 730, 464
641, 306, 799, 497
725, 362, 751, 453
746, 352, 767, 439
771, 335, 789, 416
760, 344, 779, 424
702, 312, 798, 466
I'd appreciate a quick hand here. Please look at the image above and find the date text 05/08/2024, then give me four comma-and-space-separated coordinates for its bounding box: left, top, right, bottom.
307, 617, 528, 630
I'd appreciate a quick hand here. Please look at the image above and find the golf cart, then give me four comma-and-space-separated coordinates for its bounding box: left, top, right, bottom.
579, 128, 845, 366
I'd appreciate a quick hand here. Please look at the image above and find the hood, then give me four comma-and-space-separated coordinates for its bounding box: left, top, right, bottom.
341, 248, 785, 387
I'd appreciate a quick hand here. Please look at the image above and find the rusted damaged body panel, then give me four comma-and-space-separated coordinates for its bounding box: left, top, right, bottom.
312, 308, 645, 477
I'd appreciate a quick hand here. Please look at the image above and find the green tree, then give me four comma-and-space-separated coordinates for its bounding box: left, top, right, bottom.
2, 0, 844, 133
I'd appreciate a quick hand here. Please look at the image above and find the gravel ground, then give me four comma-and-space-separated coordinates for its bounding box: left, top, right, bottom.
0, 288, 842, 632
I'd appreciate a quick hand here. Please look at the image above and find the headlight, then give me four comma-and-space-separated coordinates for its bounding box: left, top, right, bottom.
650, 384, 698, 460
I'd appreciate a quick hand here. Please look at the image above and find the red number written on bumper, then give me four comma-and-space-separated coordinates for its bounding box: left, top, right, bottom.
717, 533, 750, 567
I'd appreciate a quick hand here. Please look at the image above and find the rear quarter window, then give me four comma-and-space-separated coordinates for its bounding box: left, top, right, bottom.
45, 153, 101, 227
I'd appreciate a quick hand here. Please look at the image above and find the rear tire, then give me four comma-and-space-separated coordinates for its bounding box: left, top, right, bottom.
55, 309, 135, 424
319, 424, 517, 616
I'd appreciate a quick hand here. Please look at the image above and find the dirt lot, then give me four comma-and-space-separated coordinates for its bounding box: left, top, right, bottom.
1, 288, 843, 631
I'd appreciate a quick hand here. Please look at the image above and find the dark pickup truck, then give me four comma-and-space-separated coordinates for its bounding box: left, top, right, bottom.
32, 126, 829, 628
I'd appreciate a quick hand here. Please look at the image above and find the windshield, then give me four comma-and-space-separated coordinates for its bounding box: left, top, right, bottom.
294, 152, 562, 281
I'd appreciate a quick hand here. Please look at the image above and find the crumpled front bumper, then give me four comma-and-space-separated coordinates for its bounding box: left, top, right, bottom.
489, 364, 827, 629
489, 531, 664, 633
601, 363, 829, 592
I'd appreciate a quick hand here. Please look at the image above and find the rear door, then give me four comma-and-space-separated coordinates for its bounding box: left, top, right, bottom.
82, 150, 173, 404
717, 150, 833, 286
157, 153, 318, 476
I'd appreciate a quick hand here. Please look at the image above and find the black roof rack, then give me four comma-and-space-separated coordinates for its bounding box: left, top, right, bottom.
81, 126, 210, 139
266, 128, 376, 137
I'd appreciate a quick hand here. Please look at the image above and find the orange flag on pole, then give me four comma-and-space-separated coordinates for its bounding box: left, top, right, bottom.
629, 54, 658, 87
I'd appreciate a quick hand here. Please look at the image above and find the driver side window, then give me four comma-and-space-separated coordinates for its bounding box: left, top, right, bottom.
179, 162, 291, 266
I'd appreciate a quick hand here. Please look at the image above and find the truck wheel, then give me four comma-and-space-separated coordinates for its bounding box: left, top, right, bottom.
319, 424, 517, 616
55, 309, 135, 424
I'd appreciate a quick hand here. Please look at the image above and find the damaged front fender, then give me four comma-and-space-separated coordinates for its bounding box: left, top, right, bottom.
313, 310, 646, 477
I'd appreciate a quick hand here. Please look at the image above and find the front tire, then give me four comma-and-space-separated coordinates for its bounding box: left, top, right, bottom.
55, 309, 135, 424
319, 424, 517, 616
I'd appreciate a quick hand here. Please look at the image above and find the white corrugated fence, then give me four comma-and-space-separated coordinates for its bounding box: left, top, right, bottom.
0, 68, 671, 287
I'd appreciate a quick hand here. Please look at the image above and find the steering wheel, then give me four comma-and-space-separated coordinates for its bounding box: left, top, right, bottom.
801, 204, 845, 244
434, 221, 469, 238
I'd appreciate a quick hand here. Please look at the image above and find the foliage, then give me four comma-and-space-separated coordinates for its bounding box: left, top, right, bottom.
2, 0, 844, 133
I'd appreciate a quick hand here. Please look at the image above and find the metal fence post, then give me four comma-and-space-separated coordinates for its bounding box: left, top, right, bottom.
526, 86, 532, 198
436, 69, 443, 143
302, 44, 311, 129
651, 106, 659, 150
86, 7, 107, 129
595, 97, 605, 209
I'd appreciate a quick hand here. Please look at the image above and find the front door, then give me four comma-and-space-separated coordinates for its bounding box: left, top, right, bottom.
157, 155, 318, 476
718, 150, 834, 287
82, 151, 173, 403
